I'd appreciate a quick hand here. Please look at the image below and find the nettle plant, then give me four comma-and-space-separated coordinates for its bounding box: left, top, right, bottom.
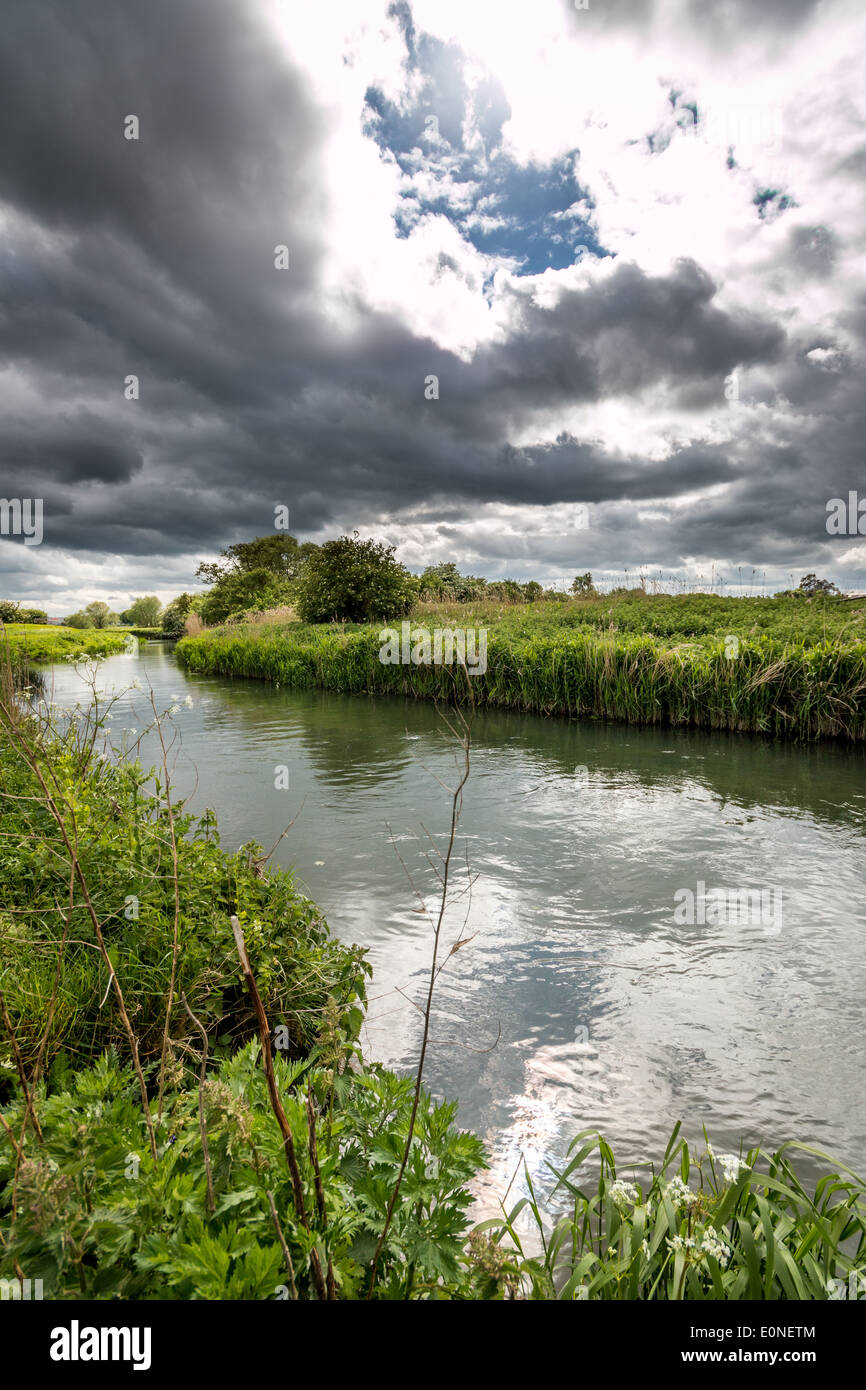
0, 1044, 485, 1300
476, 1124, 866, 1300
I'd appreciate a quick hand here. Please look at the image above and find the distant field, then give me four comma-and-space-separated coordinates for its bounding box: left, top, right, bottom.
176, 592, 866, 741
412, 590, 866, 646
1, 623, 131, 663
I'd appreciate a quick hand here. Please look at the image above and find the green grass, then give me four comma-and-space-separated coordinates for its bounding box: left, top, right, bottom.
0, 729, 367, 1073
176, 593, 866, 741
480, 1124, 866, 1300
1, 623, 131, 663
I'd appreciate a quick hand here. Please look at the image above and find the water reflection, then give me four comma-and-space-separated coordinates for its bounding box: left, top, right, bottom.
40, 644, 866, 1208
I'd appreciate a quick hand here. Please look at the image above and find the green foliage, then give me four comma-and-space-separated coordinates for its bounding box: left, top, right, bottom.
296, 533, 415, 623
417, 565, 542, 604
0, 724, 369, 1074
120, 596, 163, 627
0, 1045, 485, 1299
196, 534, 317, 588
199, 570, 295, 626
570, 572, 596, 596
62, 610, 93, 628
0, 601, 47, 623
178, 592, 866, 741
798, 572, 840, 597
84, 601, 120, 629
474, 1125, 866, 1300
161, 593, 197, 638
2, 624, 130, 662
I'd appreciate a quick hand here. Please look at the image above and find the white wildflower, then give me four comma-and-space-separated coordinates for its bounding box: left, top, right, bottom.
717, 1152, 749, 1184
666, 1176, 698, 1209
698, 1229, 730, 1264
609, 1179, 640, 1209
183, 694, 194, 708
667, 1234, 684, 1252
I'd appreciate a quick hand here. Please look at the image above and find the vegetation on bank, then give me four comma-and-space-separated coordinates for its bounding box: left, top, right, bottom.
1, 623, 131, 664
1, 674, 864, 1299
176, 591, 866, 741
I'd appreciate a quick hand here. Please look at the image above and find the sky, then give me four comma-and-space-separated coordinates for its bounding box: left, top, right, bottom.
1, 0, 865, 615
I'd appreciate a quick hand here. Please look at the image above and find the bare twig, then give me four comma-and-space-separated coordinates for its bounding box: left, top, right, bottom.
267, 1190, 297, 1300
367, 665, 475, 1297
152, 691, 182, 1121
230, 914, 327, 1300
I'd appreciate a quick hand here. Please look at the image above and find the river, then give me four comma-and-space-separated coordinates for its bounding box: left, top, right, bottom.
42, 641, 866, 1207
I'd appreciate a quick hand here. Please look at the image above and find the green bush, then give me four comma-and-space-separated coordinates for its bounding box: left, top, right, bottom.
199, 569, 294, 626
296, 533, 415, 623
161, 593, 198, 637
0, 1044, 484, 1300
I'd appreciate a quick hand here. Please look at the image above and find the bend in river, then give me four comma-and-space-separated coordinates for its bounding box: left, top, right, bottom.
42, 643, 866, 1206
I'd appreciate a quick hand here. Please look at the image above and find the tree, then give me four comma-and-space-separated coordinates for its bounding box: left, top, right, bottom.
63, 611, 93, 629
120, 596, 163, 627
196, 534, 317, 587
296, 533, 414, 623
198, 569, 294, 626
798, 573, 840, 597
571, 572, 597, 596
418, 563, 487, 602
161, 593, 197, 638
194, 534, 317, 625
84, 601, 120, 629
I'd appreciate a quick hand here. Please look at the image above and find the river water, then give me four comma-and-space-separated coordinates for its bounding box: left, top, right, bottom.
43, 642, 866, 1207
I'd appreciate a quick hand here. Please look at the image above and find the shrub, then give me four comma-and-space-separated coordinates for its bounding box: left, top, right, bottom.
0, 1044, 485, 1299
296, 533, 414, 623
199, 569, 295, 626
162, 592, 197, 638
62, 610, 93, 628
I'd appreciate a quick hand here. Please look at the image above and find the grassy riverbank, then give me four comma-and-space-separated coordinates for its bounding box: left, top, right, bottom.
177, 592, 866, 741
1, 689, 864, 1298
1, 622, 131, 664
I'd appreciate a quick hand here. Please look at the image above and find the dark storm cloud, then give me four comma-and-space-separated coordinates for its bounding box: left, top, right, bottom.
0, 0, 861, 599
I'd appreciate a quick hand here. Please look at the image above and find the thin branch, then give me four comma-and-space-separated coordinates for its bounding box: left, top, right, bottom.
267, 1190, 298, 1300
230, 914, 327, 1301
